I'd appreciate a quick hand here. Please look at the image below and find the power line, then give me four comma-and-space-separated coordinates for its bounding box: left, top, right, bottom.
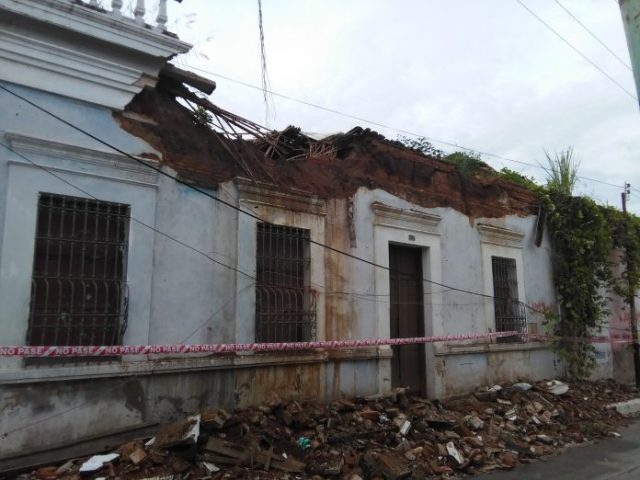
0, 144, 258, 436
0, 83, 544, 312
515, 0, 637, 101
0, 135, 489, 302
0, 140, 492, 439
256, 0, 274, 124
0, 139, 456, 303
0, 141, 256, 281
182, 64, 626, 191
0, 138, 476, 307
554, 0, 632, 71
0, 282, 255, 439
188, 68, 510, 158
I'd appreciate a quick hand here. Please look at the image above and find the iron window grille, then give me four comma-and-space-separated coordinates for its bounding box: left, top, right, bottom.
26, 193, 130, 351
491, 256, 527, 343
255, 223, 316, 343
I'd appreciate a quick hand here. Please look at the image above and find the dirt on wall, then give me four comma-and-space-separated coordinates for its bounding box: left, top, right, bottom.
117, 86, 538, 220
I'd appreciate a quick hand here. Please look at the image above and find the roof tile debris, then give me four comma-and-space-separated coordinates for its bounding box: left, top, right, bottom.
19, 379, 638, 479
117, 84, 538, 219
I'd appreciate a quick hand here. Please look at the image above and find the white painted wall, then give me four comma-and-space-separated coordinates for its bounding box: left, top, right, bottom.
0, 92, 621, 456
0, 82, 160, 374
0, 0, 190, 110
350, 187, 562, 397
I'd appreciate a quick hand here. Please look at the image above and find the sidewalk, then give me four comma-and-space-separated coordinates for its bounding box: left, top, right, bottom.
476, 419, 640, 480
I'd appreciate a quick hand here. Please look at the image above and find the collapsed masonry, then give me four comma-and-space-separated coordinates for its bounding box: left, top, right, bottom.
117, 70, 538, 221
4, 1, 633, 475
20, 380, 638, 480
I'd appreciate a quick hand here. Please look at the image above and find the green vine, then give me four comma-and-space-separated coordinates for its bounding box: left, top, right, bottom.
394, 134, 640, 377
541, 191, 640, 378
498, 167, 538, 190
443, 151, 490, 179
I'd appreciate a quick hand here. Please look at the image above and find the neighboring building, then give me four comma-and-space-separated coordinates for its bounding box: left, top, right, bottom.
0, 0, 632, 466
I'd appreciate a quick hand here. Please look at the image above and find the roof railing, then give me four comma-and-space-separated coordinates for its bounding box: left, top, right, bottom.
74, 0, 169, 32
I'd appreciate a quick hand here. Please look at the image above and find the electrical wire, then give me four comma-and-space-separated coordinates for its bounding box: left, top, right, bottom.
0, 137, 496, 310
1, 0, 635, 436
0, 65, 632, 437
256, 0, 275, 124
3, 139, 459, 302
0, 141, 256, 281
0, 83, 545, 313
181, 65, 626, 191
515, 0, 637, 101
0, 282, 255, 439
554, 0, 632, 71
0, 138, 521, 312
1, 140, 454, 304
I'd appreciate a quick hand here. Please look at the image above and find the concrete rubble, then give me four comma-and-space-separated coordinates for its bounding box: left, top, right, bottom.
17, 380, 639, 480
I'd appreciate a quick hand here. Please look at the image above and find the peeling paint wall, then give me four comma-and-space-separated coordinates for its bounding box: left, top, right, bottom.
0, 167, 565, 458
0, 360, 327, 458
2, 0, 612, 464
0, 86, 627, 462
0, 82, 160, 370
351, 187, 562, 398
597, 250, 635, 384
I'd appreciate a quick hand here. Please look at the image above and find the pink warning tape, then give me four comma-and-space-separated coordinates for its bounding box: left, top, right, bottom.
0, 331, 631, 358
0, 331, 521, 357
527, 333, 633, 344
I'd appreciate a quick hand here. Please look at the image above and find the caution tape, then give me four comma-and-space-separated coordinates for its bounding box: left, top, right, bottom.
0, 331, 633, 357
527, 333, 633, 344
0, 331, 520, 357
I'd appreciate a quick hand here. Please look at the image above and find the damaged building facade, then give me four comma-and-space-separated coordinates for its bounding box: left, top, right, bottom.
0, 0, 632, 465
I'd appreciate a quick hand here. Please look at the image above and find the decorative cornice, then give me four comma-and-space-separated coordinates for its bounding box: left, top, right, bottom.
0, 0, 191, 109
4, 131, 159, 184
477, 223, 525, 248
0, 30, 142, 108
0, 0, 191, 58
236, 178, 327, 216
371, 201, 441, 235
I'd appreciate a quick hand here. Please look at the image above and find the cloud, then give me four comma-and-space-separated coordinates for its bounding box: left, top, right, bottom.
168, 0, 639, 212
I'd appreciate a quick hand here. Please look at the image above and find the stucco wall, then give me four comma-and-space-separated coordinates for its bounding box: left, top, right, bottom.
0, 104, 380, 460
351, 187, 563, 397
1, 358, 326, 460
0, 83, 621, 462
147, 175, 236, 346
0, 81, 159, 367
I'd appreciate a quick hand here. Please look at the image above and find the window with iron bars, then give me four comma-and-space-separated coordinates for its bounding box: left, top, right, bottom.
255, 223, 315, 343
491, 256, 527, 343
26, 193, 130, 351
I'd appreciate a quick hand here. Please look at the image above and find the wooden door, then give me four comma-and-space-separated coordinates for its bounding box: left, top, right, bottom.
389, 245, 426, 396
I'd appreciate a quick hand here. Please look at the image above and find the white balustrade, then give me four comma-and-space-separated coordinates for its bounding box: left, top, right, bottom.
133, 0, 145, 25
69, 0, 170, 32
111, 0, 122, 17
156, 0, 168, 31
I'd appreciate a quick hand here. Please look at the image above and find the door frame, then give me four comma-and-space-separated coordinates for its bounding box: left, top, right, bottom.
389, 243, 426, 395
372, 203, 442, 399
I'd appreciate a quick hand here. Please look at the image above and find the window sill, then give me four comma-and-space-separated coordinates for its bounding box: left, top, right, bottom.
434, 340, 549, 356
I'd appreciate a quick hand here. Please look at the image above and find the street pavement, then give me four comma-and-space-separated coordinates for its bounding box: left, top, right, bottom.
476, 419, 640, 480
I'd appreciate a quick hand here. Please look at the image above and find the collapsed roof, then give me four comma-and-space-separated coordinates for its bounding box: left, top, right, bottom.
116, 75, 538, 219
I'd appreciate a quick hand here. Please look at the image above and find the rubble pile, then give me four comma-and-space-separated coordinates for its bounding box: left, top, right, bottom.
25, 380, 638, 480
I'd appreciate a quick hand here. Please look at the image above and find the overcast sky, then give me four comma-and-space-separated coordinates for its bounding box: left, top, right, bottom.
166, 0, 639, 213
